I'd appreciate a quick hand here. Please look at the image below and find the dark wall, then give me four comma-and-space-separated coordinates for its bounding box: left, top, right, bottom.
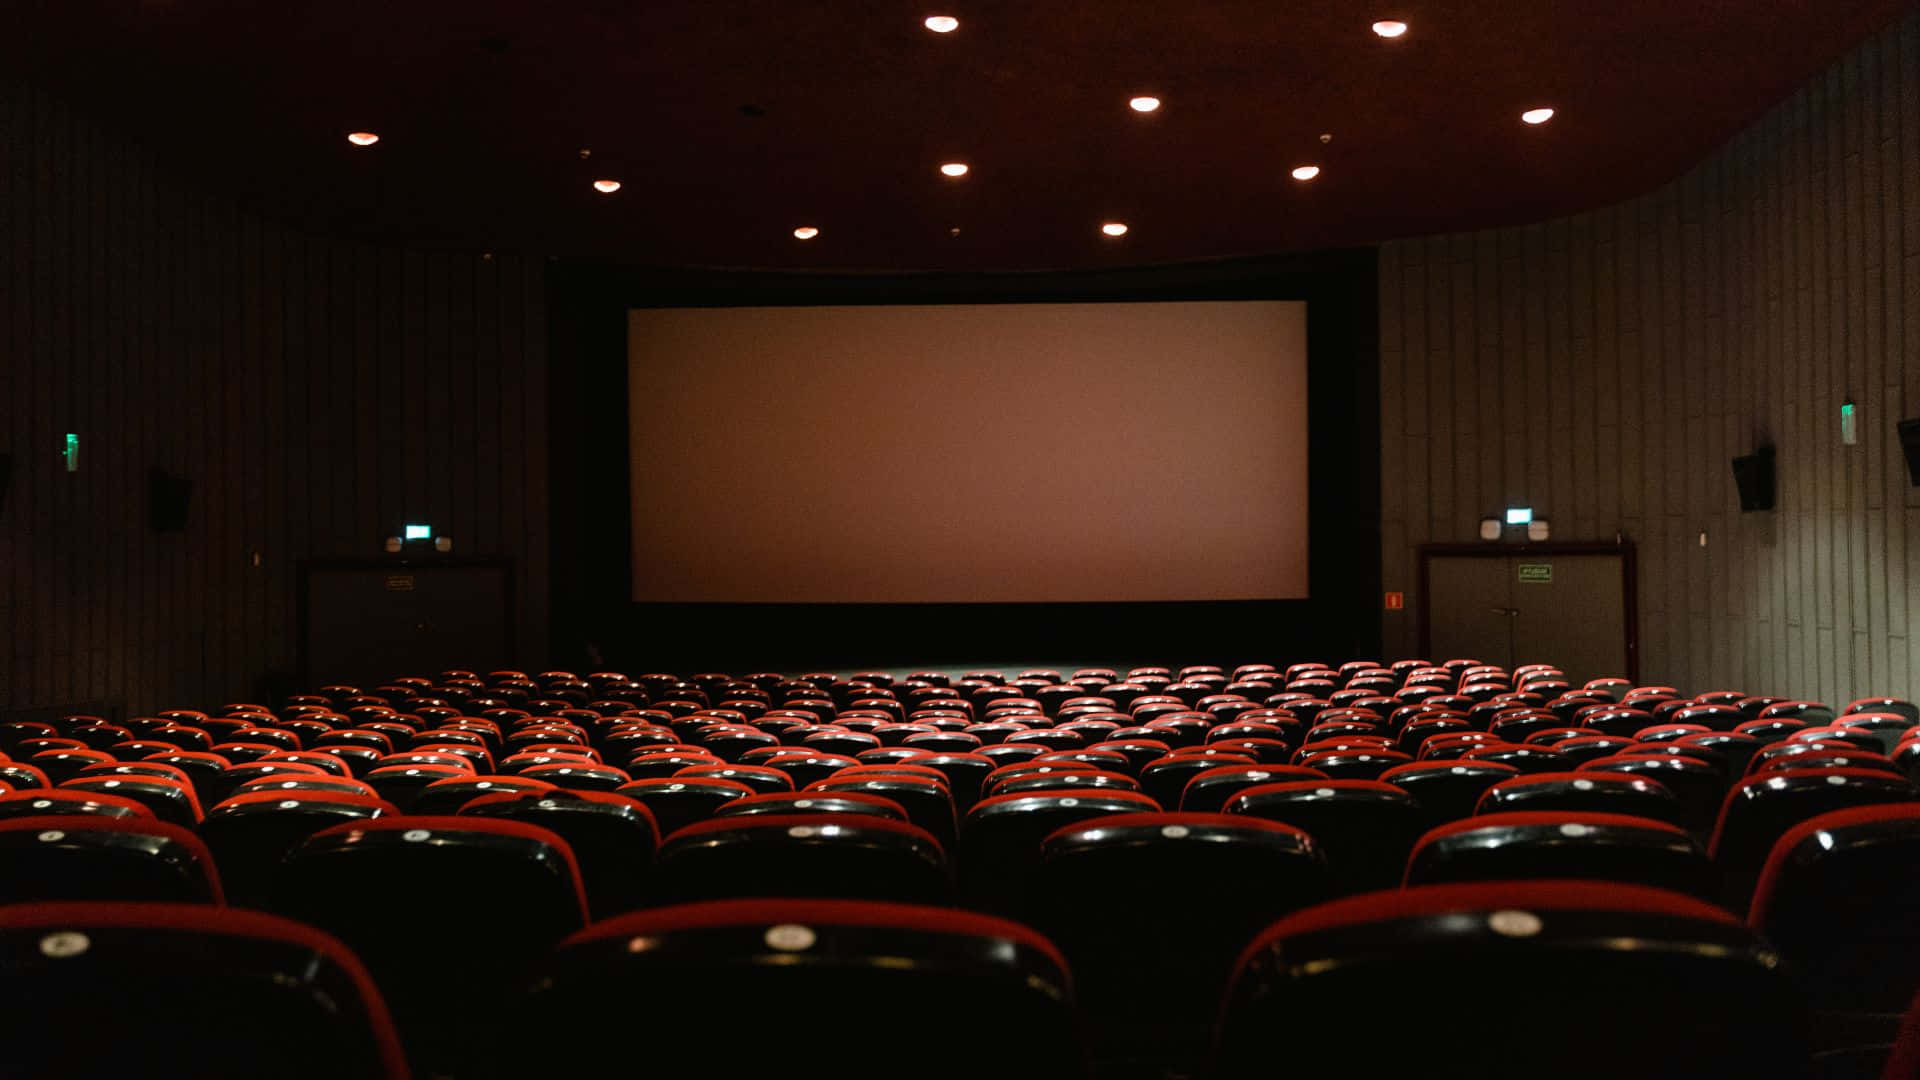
547, 252, 1381, 673
1, 81, 550, 716
1382, 11, 1920, 701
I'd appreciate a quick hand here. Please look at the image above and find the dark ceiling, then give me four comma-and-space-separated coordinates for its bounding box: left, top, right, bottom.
13, 0, 1910, 272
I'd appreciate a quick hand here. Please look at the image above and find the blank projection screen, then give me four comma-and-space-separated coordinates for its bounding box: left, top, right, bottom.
628, 301, 1309, 603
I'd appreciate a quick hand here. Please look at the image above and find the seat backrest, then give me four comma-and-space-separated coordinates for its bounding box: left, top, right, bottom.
1213, 880, 1807, 1079
510, 898, 1078, 1079
0, 901, 407, 1079
0, 815, 222, 904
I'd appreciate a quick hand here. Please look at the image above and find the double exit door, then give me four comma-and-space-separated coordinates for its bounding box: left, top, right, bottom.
1419, 544, 1638, 687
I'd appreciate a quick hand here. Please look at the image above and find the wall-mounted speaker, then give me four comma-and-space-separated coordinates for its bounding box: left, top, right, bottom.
1898, 419, 1920, 487
149, 468, 192, 532
1731, 446, 1776, 512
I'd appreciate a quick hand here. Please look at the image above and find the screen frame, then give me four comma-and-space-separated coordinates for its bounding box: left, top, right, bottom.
548, 249, 1380, 671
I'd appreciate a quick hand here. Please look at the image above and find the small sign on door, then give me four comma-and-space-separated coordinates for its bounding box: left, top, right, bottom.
385, 574, 416, 591
1517, 563, 1553, 584
1384, 591, 1405, 610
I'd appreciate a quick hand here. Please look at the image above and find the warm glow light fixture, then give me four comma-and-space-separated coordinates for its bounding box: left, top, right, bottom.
592, 179, 622, 193
793, 226, 820, 239
1129, 96, 1161, 113
940, 162, 970, 177
346, 131, 380, 146
1101, 222, 1129, 237
925, 15, 958, 32
1291, 165, 1321, 181
1522, 107, 1555, 125
1371, 20, 1408, 38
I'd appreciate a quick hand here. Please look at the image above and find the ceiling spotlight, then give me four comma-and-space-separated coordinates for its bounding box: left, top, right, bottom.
1129, 96, 1161, 113
1291, 165, 1321, 181
1101, 222, 1129, 237
924, 15, 958, 32
1522, 107, 1555, 125
346, 131, 380, 146
592, 179, 622, 193
1371, 20, 1408, 38
939, 162, 970, 177
793, 226, 820, 240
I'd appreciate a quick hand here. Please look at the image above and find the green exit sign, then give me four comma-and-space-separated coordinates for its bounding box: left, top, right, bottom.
1517, 563, 1553, 584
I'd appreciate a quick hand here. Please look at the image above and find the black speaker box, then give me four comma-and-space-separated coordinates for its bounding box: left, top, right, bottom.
1731, 446, 1776, 512
149, 468, 192, 532
1898, 419, 1920, 487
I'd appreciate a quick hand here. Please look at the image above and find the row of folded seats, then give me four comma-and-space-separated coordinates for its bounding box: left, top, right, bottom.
4, 660, 1920, 1078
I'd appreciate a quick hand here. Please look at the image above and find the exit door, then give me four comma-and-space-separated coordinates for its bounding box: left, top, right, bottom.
1419, 544, 1638, 686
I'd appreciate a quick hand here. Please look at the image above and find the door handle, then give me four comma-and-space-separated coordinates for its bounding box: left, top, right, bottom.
1488, 606, 1519, 617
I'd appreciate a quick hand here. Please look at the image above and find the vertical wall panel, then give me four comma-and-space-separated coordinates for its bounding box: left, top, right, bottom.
1383, 11, 1920, 700
2, 83, 550, 716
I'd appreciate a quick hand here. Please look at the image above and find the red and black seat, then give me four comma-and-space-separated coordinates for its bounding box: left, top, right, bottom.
197, 789, 399, 908
271, 816, 587, 1073
1380, 759, 1520, 823
1710, 768, 1920, 908
1404, 811, 1714, 897
0, 816, 221, 903
509, 899, 1080, 1079
1749, 803, 1920, 1020
713, 789, 911, 822
460, 789, 661, 918
0, 902, 408, 1079
1475, 770, 1688, 827
960, 789, 1160, 914
1032, 812, 1327, 1074
652, 813, 951, 905
1213, 881, 1809, 1079
1223, 780, 1426, 894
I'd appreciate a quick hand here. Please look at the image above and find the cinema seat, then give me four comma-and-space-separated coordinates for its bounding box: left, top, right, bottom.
1223, 780, 1425, 894
1404, 811, 1714, 897
614, 776, 757, 837
0, 816, 221, 903
0, 902, 408, 1079
652, 813, 951, 904
459, 789, 660, 918
271, 816, 587, 1074
960, 789, 1160, 913
197, 790, 399, 908
1181, 764, 1327, 812
58, 775, 202, 829
806, 774, 957, 849
1213, 881, 1809, 1079
409, 774, 557, 814
1710, 768, 1920, 909
1032, 813, 1327, 1074
509, 899, 1080, 1079
1475, 770, 1688, 827
1380, 760, 1519, 823
0, 789, 152, 821
1749, 804, 1920, 1018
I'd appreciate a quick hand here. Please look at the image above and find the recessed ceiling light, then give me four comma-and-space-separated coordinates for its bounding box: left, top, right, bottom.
346, 131, 379, 146
1291, 165, 1321, 181
924, 15, 958, 33
939, 162, 970, 177
1129, 96, 1161, 113
1522, 107, 1555, 125
1371, 20, 1408, 38
1101, 222, 1129, 237
592, 179, 622, 193
793, 226, 820, 240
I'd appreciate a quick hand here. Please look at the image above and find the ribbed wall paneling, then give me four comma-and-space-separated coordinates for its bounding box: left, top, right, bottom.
1381, 12, 1919, 702
1, 81, 549, 716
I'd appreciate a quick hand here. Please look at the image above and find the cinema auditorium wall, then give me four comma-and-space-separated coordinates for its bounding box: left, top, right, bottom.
0, 80, 551, 718
1380, 12, 1920, 702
